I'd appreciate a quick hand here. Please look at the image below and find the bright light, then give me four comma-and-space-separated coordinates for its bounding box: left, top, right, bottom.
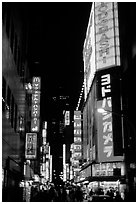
97, 108, 106, 113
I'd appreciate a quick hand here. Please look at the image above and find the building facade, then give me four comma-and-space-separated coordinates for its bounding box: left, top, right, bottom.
80, 2, 136, 201
2, 3, 32, 201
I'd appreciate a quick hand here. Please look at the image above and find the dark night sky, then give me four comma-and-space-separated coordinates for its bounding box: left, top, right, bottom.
24, 2, 92, 121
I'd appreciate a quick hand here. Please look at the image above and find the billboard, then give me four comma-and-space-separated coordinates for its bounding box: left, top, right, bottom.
25, 133, 37, 159
95, 2, 120, 70
96, 71, 123, 162
83, 2, 120, 100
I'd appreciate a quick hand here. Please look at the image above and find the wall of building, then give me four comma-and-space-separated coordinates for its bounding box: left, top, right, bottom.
2, 3, 30, 201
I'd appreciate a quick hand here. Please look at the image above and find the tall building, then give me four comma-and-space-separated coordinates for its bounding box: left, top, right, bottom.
79, 2, 135, 201
2, 3, 30, 201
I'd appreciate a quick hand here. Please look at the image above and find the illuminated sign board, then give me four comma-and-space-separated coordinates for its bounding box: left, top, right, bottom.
74, 137, 82, 143
25, 133, 37, 159
73, 152, 82, 160
32, 77, 41, 90
31, 117, 40, 132
92, 162, 125, 177
95, 2, 120, 70
31, 77, 41, 132
73, 111, 82, 170
65, 111, 70, 126
83, 2, 120, 100
31, 104, 40, 117
97, 73, 123, 162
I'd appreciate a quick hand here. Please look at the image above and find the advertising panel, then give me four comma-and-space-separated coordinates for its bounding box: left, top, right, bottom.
96, 71, 123, 162
92, 162, 125, 177
31, 77, 41, 132
73, 111, 82, 171
65, 111, 70, 126
83, 3, 120, 100
95, 2, 120, 70
25, 133, 37, 159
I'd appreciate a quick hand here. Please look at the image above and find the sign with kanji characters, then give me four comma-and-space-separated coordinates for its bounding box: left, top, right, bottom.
31, 77, 41, 132
92, 162, 125, 177
25, 133, 37, 159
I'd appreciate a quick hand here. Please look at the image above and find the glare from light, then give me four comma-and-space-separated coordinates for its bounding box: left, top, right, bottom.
97, 108, 106, 113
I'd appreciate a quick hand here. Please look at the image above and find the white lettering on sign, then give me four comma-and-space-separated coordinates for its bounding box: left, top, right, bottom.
101, 99, 113, 158
103, 146, 113, 157
74, 121, 81, 128
101, 74, 111, 98
100, 73, 113, 158
103, 133, 112, 145
31, 77, 41, 132
74, 129, 82, 135
74, 137, 82, 143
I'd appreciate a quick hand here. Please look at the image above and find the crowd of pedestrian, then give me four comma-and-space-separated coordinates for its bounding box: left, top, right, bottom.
29, 181, 127, 202
30, 183, 84, 202
88, 186, 123, 202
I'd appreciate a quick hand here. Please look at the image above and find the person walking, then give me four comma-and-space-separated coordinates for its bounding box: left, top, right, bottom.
74, 186, 83, 202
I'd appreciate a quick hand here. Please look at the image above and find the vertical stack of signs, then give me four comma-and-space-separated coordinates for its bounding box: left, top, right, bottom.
95, 2, 124, 163
25, 77, 41, 160
73, 111, 82, 176
25, 133, 37, 160
40, 122, 51, 181
31, 77, 41, 132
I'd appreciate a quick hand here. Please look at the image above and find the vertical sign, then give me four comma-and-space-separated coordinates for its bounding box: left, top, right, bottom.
83, 2, 120, 101
31, 77, 41, 132
95, 2, 120, 70
63, 144, 66, 182
65, 111, 70, 126
97, 72, 123, 162
73, 111, 82, 171
25, 133, 37, 159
